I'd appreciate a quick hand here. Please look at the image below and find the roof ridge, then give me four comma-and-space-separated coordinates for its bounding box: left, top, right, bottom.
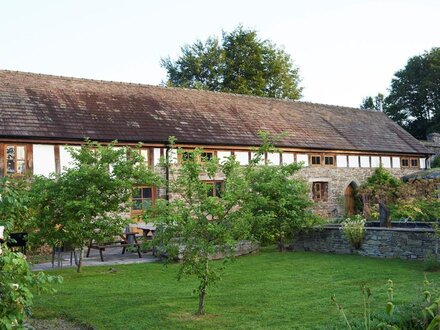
0, 69, 366, 112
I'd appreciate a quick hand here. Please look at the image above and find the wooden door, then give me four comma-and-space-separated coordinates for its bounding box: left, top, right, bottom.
345, 184, 355, 216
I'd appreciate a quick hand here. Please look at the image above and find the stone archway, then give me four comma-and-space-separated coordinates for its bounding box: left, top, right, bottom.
344, 182, 357, 216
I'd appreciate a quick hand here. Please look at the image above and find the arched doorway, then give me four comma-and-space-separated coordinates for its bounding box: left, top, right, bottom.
344, 182, 357, 216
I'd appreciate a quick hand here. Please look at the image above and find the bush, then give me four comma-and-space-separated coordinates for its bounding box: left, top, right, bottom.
0, 244, 62, 328
341, 215, 366, 249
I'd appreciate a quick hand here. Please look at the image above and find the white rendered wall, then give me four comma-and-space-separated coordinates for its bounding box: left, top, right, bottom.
360, 156, 370, 168
250, 152, 265, 165
381, 156, 391, 168
153, 148, 161, 165
296, 154, 308, 166
336, 155, 347, 168
392, 157, 401, 168
267, 152, 280, 165
420, 158, 426, 169
33, 145, 56, 177
282, 153, 294, 165
217, 151, 231, 163
140, 149, 149, 164
235, 151, 249, 165
371, 156, 380, 168
60, 146, 79, 172
348, 156, 359, 168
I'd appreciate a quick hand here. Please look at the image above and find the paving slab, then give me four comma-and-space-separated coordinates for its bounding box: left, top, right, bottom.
32, 247, 159, 271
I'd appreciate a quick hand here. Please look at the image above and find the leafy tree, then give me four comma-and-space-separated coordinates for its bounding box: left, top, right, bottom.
30, 141, 162, 272
384, 47, 440, 139
161, 25, 302, 100
152, 138, 251, 315
360, 93, 384, 111
245, 132, 320, 250
358, 167, 401, 226
0, 176, 31, 234
432, 156, 440, 168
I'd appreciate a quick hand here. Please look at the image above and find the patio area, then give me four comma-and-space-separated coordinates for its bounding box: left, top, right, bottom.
32, 247, 159, 271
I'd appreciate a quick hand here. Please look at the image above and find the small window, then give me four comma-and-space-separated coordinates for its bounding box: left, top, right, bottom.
312, 182, 328, 202
205, 181, 223, 198
201, 152, 214, 162
401, 158, 409, 167
311, 155, 321, 165
324, 155, 335, 166
5, 145, 26, 175
181, 151, 194, 162
131, 186, 154, 214
411, 158, 419, 167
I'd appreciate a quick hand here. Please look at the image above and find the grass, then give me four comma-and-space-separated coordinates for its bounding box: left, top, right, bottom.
33, 248, 440, 329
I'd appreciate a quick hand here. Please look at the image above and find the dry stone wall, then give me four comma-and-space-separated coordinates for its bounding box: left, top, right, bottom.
290, 226, 439, 260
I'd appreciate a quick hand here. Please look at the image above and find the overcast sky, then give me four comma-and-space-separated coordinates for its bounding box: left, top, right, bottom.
1, 0, 439, 107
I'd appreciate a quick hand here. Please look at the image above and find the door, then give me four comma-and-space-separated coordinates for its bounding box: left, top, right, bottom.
344, 184, 355, 216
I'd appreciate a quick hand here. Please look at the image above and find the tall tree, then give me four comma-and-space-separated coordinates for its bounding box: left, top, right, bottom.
161, 25, 302, 100
384, 48, 440, 139
360, 93, 384, 111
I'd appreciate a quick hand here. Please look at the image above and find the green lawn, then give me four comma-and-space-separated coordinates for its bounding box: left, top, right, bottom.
33, 249, 439, 329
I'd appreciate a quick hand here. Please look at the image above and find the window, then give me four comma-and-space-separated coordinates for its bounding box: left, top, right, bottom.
181, 151, 194, 162
312, 182, 328, 202
311, 155, 321, 165
5, 145, 26, 175
201, 152, 214, 162
324, 155, 335, 166
131, 186, 155, 214
401, 158, 409, 167
411, 158, 419, 167
401, 158, 419, 168
205, 181, 223, 197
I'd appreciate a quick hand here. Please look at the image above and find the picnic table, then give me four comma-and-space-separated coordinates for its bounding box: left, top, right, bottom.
86, 232, 142, 262
136, 223, 156, 240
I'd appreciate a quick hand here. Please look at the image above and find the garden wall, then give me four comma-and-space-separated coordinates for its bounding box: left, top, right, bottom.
289, 225, 439, 260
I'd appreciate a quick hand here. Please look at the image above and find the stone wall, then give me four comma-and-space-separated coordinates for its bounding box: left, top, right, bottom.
290, 225, 439, 260
421, 133, 440, 165
294, 167, 416, 218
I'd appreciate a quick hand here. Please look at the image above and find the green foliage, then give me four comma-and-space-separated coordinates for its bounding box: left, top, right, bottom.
245, 132, 320, 248
153, 138, 251, 315
341, 215, 366, 249
29, 140, 162, 272
389, 197, 440, 221
384, 47, 440, 139
0, 176, 31, 234
0, 245, 62, 329
360, 93, 384, 111
331, 277, 440, 329
423, 253, 440, 272
161, 25, 302, 100
432, 156, 440, 168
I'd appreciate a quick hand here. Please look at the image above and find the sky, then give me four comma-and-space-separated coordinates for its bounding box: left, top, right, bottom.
1, 0, 439, 107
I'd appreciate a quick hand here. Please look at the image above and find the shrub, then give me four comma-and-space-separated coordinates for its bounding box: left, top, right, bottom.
0, 244, 62, 328
341, 215, 366, 249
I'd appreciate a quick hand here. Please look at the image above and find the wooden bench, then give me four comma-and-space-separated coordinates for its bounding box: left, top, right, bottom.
86, 233, 142, 262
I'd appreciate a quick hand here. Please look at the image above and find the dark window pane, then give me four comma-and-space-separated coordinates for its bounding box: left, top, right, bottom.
215, 182, 223, 198
7, 159, 14, 174
132, 188, 141, 199
401, 159, 409, 167
324, 156, 334, 165
141, 200, 153, 209
411, 159, 418, 167
142, 187, 152, 199
17, 161, 25, 174
312, 156, 321, 165
132, 199, 142, 210
201, 152, 213, 161
182, 152, 194, 161
206, 183, 214, 197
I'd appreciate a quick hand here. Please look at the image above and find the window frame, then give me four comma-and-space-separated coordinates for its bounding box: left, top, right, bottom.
4, 144, 27, 176
130, 186, 156, 216
310, 155, 322, 166
323, 155, 336, 166
401, 157, 419, 168
312, 181, 328, 202
204, 180, 224, 198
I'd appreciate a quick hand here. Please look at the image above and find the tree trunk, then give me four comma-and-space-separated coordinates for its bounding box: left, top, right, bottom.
379, 202, 390, 228
197, 259, 209, 315
278, 221, 284, 252
76, 246, 83, 273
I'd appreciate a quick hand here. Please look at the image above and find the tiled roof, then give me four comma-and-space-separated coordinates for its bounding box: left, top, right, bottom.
0, 70, 431, 155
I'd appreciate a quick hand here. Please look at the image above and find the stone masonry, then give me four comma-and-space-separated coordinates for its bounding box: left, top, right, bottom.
290, 226, 439, 260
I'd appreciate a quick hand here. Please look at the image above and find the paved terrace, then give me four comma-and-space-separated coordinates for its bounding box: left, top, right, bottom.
32, 247, 159, 271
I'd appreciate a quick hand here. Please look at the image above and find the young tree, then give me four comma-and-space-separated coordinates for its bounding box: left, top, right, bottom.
245, 132, 320, 250
384, 47, 440, 139
30, 141, 162, 272
152, 139, 251, 315
161, 25, 302, 100
360, 93, 384, 111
